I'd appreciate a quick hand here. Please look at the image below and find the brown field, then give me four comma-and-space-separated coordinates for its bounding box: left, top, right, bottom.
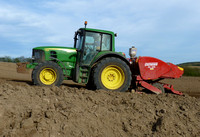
0, 62, 199, 137
163, 77, 200, 97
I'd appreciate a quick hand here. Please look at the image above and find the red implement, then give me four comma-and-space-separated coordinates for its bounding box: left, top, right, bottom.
138, 56, 183, 80
130, 56, 184, 95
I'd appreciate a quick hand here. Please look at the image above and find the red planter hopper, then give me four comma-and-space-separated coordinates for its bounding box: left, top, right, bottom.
138, 56, 183, 80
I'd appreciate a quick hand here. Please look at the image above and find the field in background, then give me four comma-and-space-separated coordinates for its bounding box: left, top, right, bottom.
178, 62, 200, 77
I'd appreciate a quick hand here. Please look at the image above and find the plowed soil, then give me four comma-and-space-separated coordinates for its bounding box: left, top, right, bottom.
0, 62, 200, 137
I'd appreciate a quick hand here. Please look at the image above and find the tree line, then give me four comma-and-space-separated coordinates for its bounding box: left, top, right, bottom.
0, 56, 32, 63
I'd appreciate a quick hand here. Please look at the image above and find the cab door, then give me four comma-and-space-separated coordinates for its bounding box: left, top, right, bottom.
73, 31, 84, 82
81, 32, 101, 65
74, 32, 101, 83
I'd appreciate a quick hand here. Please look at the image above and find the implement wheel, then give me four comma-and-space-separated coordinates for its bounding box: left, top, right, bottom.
32, 61, 63, 86
93, 57, 132, 92
152, 83, 165, 93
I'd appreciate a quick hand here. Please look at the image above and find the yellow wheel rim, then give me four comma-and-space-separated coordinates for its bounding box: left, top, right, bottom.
39, 68, 57, 85
101, 65, 125, 90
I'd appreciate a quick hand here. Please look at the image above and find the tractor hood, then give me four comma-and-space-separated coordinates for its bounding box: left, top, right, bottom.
33, 46, 77, 62
33, 46, 76, 52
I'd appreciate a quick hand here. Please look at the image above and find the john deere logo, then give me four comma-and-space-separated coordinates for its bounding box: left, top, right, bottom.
145, 62, 158, 70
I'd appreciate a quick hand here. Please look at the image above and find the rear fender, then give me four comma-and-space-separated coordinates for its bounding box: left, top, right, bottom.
91, 53, 130, 68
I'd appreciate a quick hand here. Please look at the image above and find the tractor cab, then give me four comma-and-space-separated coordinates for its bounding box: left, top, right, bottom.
74, 28, 114, 66
73, 27, 116, 83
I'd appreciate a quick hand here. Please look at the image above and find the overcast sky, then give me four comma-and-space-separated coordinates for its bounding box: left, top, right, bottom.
0, 0, 200, 64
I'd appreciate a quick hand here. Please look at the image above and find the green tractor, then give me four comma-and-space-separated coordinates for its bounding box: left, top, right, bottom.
17, 22, 132, 92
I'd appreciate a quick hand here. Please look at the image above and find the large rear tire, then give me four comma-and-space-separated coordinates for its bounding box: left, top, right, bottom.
32, 61, 64, 86
93, 57, 132, 92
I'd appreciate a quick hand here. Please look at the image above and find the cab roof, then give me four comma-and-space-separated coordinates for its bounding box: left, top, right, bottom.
79, 28, 115, 35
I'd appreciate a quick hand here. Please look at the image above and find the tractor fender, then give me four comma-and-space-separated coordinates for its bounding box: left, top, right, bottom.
91, 52, 130, 68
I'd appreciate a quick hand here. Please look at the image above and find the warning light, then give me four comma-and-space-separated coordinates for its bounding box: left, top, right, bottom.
84, 21, 88, 28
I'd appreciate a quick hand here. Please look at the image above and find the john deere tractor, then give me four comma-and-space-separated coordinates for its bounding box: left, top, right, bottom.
17, 22, 132, 92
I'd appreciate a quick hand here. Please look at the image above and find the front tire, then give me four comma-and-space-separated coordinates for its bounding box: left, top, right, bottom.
93, 57, 132, 92
32, 61, 64, 86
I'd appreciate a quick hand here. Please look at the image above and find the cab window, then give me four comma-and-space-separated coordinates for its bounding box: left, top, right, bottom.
101, 34, 111, 51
